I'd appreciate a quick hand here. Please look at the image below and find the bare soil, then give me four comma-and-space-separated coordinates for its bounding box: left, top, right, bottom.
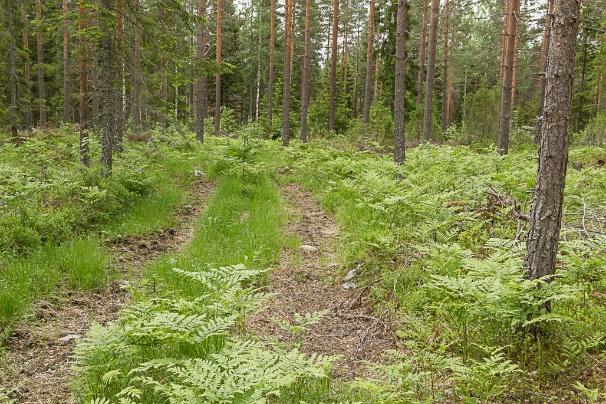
0, 177, 215, 404
246, 184, 397, 381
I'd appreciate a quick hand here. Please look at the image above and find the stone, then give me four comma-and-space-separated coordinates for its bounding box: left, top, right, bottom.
300, 244, 319, 253
58, 334, 81, 344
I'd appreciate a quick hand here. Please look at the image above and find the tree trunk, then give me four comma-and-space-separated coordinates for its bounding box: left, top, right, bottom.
536, 0, 554, 141
36, 0, 47, 127
352, 27, 360, 117
328, 0, 339, 131
393, 0, 407, 164
7, 0, 18, 139
499, 0, 510, 82
498, 0, 519, 155
22, 8, 33, 132
78, 0, 90, 166
132, 0, 142, 131
63, 0, 71, 122
114, 0, 124, 151
373, 56, 380, 100
215, 0, 222, 135
268, 0, 275, 127
281, 0, 293, 145
440, 0, 449, 132
342, 0, 349, 93
511, 0, 521, 109
416, 0, 429, 104
100, 0, 114, 175
574, 31, 587, 132
300, 0, 312, 143
362, 0, 375, 126
422, 0, 440, 141
195, 0, 208, 141
525, 0, 580, 284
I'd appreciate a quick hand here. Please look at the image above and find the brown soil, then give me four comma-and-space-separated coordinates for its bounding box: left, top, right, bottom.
0, 177, 215, 404
246, 184, 397, 381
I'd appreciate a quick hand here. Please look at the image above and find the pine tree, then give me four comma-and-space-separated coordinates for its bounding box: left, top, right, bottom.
6, 0, 18, 139
35, 0, 47, 127
22, 6, 33, 132
195, 0, 208, 142
416, 0, 429, 104
362, 0, 375, 126
300, 0, 312, 143
63, 0, 72, 122
268, 0, 276, 127
215, 0, 222, 135
78, 0, 90, 166
328, 0, 339, 131
393, 0, 407, 164
281, 0, 293, 145
422, 0, 439, 141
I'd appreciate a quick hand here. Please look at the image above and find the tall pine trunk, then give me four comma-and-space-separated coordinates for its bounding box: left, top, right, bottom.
114, 0, 125, 151
511, 0, 521, 108
7, 0, 18, 139
300, 0, 312, 143
536, 0, 554, 142
362, 0, 375, 126
281, 0, 293, 145
440, 0, 449, 131
132, 0, 142, 131
215, 0, 222, 135
268, 0, 275, 128
498, 0, 520, 155
63, 0, 71, 122
422, 0, 440, 141
22, 8, 33, 131
393, 0, 407, 164
328, 0, 339, 131
525, 0, 580, 287
36, 0, 47, 127
195, 0, 208, 141
78, 0, 90, 166
416, 0, 429, 104
100, 0, 114, 175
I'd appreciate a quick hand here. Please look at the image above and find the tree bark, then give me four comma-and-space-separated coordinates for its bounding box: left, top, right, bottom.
352, 27, 360, 117
499, 0, 510, 82
100, 0, 114, 175
195, 0, 208, 141
574, 31, 587, 132
215, 0, 222, 135
511, 0, 521, 109
114, 0, 124, 151
22, 7, 33, 132
536, 0, 554, 141
78, 0, 90, 166
328, 0, 339, 131
36, 0, 47, 127
268, 0, 275, 127
300, 0, 312, 143
422, 0, 440, 141
440, 0, 449, 132
373, 56, 380, 100
393, 0, 407, 164
281, 0, 293, 145
498, 0, 519, 155
525, 0, 580, 283
132, 0, 142, 131
7, 0, 18, 139
63, 0, 71, 122
362, 0, 375, 126
416, 0, 429, 104
342, 0, 349, 93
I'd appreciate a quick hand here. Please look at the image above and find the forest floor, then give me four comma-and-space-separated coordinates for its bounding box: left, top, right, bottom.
246, 184, 397, 381
0, 177, 215, 404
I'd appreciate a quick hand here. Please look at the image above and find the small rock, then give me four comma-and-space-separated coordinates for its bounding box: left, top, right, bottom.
194, 169, 205, 177
300, 244, 319, 253
342, 281, 357, 290
343, 268, 356, 282
58, 334, 81, 344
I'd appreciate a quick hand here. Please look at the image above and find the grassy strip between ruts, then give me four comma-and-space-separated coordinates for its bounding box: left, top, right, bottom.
0, 130, 210, 334
73, 140, 334, 403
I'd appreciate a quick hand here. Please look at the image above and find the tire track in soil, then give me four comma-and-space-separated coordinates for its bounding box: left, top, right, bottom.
246, 184, 397, 381
0, 177, 215, 404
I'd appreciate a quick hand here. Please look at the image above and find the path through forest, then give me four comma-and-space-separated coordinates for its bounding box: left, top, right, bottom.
247, 184, 396, 380
0, 178, 215, 404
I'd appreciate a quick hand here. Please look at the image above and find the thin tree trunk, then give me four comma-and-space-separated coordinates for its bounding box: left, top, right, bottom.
195, 0, 208, 141
300, 0, 312, 143
22, 8, 33, 132
511, 0, 521, 108
342, 0, 349, 93
373, 56, 380, 100
268, 0, 275, 127
499, 0, 510, 82
393, 0, 407, 164
281, 0, 293, 146
525, 0, 580, 288
132, 0, 142, 131
100, 0, 114, 175
440, 0, 449, 131
255, 6, 262, 122
416, 0, 429, 104
422, 0, 440, 141
114, 0, 124, 151
536, 0, 553, 141
362, 0, 375, 126
498, 0, 520, 155
7, 0, 18, 139
36, 0, 47, 127
352, 27, 360, 117
78, 0, 90, 166
328, 0, 339, 131
215, 0, 222, 135
63, 0, 71, 122
575, 31, 587, 132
